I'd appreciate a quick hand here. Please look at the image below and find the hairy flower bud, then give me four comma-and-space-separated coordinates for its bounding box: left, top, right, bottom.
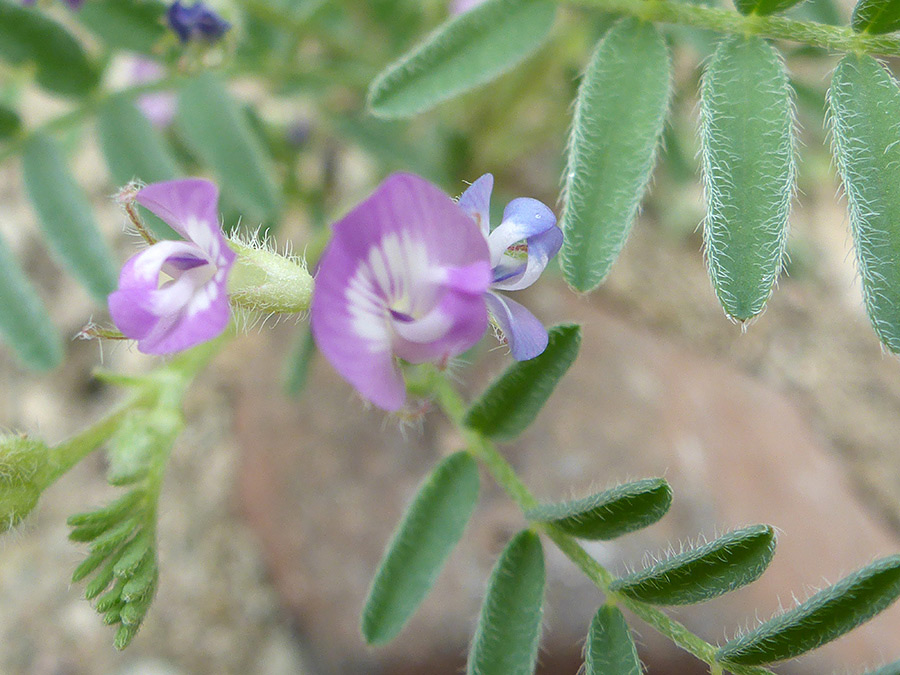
227, 242, 314, 315
0, 434, 52, 533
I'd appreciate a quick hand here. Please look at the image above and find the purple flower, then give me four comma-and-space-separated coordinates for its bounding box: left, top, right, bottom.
459, 174, 562, 361
166, 1, 230, 44
311, 173, 492, 411
129, 57, 176, 128
108, 179, 236, 355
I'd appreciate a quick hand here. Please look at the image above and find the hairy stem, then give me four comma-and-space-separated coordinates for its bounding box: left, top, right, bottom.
432, 374, 773, 675
569, 0, 900, 55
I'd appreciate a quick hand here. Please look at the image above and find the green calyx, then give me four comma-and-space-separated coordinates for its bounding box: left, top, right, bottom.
0, 434, 52, 533
227, 241, 314, 315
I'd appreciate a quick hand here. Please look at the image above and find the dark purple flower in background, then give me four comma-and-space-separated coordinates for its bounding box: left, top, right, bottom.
311, 174, 492, 411
459, 174, 562, 361
166, 1, 231, 43
108, 179, 235, 355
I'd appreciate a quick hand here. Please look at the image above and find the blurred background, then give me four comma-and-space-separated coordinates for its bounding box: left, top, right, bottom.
2, 0, 900, 673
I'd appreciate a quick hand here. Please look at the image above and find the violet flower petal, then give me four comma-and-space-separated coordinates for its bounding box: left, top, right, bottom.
458, 173, 493, 238
485, 291, 549, 361
108, 239, 229, 354
311, 173, 491, 411
486, 197, 558, 267
109, 179, 235, 355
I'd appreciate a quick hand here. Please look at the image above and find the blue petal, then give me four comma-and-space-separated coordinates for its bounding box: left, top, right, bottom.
485, 292, 548, 361
488, 198, 561, 291
458, 173, 493, 238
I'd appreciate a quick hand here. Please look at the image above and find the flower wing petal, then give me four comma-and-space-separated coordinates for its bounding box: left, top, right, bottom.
392, 289, 488, 364
458, 173, 494, 238
487, 197, 558, 265
485, 291, 548, 361
136, 274, 230, 354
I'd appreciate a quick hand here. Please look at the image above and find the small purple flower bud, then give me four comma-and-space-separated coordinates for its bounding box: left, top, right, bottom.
129, 57, 176, 128
458, 174, 562, 361
311, 173, 492, 411
166, 1, 231, 44
108, 179, 236, 355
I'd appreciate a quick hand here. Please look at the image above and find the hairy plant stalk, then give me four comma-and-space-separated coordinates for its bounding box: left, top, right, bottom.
570, 0, 900, 55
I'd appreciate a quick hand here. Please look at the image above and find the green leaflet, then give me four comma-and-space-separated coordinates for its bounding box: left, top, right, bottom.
96, 96, 180, 239
0, 0, 99, 97
852, 0, 900, 34
22, 134, 117, 301
734, 0, 806, 15
609, 525, 776, 605
560, 18, 671, 292
97, 97, 180, 186
77, 0, 167, 53
865, 661, 900, 675
829, 55, 900, 352
0, 102, 20, 139
464, 324, 581, 441
700, 36, 794, 321
367, 0, 556, 118
177, 73, 280, 226
467, 530, 545, 675
525, 478, 672, 540
0, 229, 62, 370
361, 452, 480, 645
716, 555, 900, 665
585, 606, 642, 675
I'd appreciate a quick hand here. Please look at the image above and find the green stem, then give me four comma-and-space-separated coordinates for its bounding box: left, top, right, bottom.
568, 0, 900, 55
46, 398, 142, 484
431, 373, 773, 675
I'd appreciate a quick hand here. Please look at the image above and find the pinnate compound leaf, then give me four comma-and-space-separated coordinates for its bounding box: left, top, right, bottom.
0, 0, 99, 97
361, 452, 480, 645
733, 0, 806, 15
585, 605, 642, 675
609, 525, 776, 605
829, 55, 900, 352
716, 555, 900, 665
464, 324, 581, 441
526, 478, 671, 540
77, 0, 167, 53
0, 229, 62, 370
560, 18, 671, 292
700, 36, 794, 321
177, 73, 280, 225
467, 530, 545, 675
852, 0, 900, 33
22, 134, 117, 301
367, 0, 556, 118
